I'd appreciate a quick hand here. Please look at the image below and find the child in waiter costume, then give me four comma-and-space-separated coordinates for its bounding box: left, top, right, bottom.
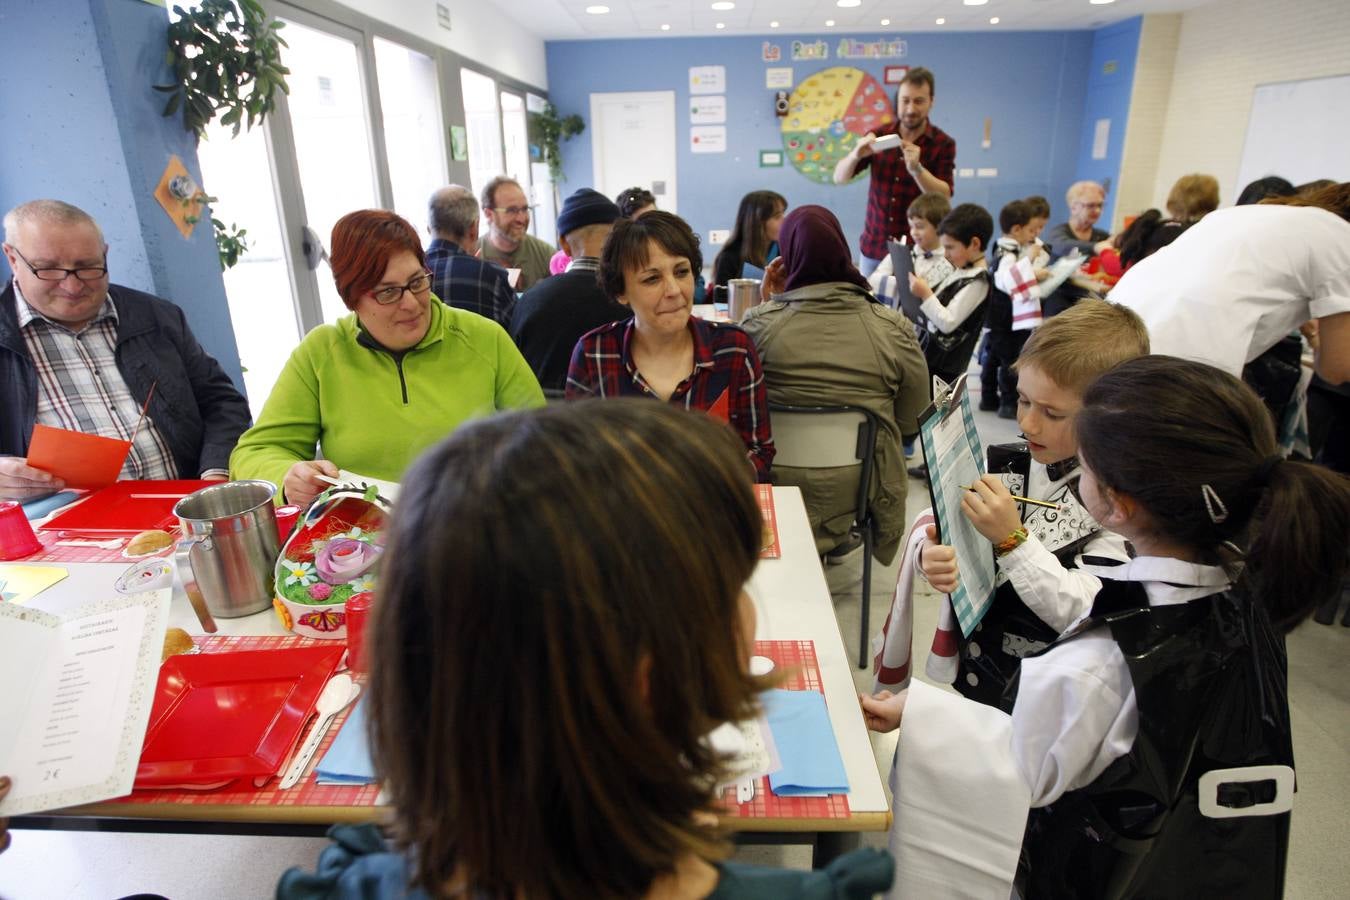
918, 300, 1148, 711
864, 357, 1350, 898
907, 203, 993, 387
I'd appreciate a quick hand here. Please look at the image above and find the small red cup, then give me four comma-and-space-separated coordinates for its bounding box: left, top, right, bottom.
345, 591, 375, 673
0, 501, 44, 560
275, 504, 301, 546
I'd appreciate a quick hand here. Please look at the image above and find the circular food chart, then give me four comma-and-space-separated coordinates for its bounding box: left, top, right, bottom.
781, 67, 894, 184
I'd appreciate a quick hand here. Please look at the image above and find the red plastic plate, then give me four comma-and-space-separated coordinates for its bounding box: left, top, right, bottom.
135, 646, 345, 787
40, 480, 215, 534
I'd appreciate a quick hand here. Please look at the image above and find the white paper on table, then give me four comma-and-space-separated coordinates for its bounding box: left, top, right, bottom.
918, 374, 996, 634
337, 469, 400, 503
706, 717, 779, 789
1038, 250, 1085, 298
886, 680, 1030, 900
0, 590, 170, 817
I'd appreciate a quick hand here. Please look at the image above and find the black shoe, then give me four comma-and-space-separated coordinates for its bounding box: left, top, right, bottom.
997, 404, 1018, 420
978, 398, 999, 412
908, 463, 929, 480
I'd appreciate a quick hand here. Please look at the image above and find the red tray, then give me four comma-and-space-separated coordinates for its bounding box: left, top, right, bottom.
40, 480, 213, 534
135, 646, 345, 787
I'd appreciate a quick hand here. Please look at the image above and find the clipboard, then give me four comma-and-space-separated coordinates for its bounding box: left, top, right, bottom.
916, 373, 997, 635
887, 239, 923, 322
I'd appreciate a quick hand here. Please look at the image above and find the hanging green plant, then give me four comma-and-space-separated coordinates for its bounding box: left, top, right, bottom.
181, 191, 249, 271
155, 0, 290, 140
530, 103, 585, 182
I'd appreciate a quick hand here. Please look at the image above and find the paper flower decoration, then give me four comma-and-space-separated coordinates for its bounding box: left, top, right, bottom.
315, 537, 382, 585
308, 582, 334, 601
349, 573, 377, 594
284, 560, 317, 587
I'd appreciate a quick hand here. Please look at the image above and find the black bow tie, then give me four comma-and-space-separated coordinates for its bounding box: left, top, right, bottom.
1045, 457, 1079, 482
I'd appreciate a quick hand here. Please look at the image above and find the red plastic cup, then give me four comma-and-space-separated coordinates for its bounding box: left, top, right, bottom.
275, 505, 301, 545
0, 500, 44, 560
345, 591, 374, 673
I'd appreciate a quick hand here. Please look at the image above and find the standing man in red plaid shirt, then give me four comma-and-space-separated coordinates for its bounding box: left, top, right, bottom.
834, 67, 956, 278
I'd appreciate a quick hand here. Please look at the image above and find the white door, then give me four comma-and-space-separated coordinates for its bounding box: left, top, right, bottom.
590, 91, 677, 214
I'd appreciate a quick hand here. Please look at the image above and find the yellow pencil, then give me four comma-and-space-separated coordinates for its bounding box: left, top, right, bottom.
959, 485, 1061, 511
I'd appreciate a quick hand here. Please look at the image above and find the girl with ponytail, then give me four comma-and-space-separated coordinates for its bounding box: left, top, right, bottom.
863, 356, 1348, 898
1020, 356, 1349, 896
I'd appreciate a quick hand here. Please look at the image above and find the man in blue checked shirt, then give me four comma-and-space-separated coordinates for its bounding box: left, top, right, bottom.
425, 185, 517, 326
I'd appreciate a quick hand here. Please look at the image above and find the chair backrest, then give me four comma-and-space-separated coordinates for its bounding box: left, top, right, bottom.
769, 404, 879, 522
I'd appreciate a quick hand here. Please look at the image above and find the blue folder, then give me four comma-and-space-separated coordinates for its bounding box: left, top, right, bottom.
315, 696, 377, 784
763, 689, 850, 797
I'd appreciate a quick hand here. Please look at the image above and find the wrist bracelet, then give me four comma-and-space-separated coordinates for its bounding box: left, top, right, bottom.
994, 528, 1028, 557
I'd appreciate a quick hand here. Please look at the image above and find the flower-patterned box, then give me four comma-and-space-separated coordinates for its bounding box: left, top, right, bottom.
273, 491, 387, 640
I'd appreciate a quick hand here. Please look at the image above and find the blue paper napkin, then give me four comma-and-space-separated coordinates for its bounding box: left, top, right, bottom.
315, 696, 377, 784
763, 688, 850, 797
22, 490, 80, 520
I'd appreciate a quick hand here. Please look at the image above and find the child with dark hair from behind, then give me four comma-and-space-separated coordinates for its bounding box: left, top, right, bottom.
981, 198, 1053, 417
918, 300, 1148, 710
908, 203, 994, 388
865, 356, 1350, 899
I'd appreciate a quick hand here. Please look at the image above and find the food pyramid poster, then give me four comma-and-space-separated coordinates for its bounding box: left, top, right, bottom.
781, 67, 893, 184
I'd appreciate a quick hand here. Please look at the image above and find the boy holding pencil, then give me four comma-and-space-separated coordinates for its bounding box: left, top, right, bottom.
916, 300, 1150, 710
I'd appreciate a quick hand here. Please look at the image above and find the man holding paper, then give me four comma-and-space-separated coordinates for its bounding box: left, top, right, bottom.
0, 200, 250, 499
833, 67, 956, 278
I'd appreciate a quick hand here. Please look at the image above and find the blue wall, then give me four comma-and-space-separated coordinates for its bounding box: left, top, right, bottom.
0, 0, 244, 392
547, 29, 1096, 261
1074, 17, 1143, 227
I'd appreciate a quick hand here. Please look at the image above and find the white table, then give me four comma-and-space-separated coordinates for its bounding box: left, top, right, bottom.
748, 487, 889, 826
10, 487, 889, 857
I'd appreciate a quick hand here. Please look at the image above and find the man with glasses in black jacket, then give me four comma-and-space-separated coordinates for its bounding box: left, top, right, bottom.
0, 199, 249, 499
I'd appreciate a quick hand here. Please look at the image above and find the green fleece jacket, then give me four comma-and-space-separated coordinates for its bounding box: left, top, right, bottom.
230, 299, 543, 496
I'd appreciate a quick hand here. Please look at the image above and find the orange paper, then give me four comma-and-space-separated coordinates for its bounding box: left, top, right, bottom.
707, 388, 730, 424
26, 423, 131, 490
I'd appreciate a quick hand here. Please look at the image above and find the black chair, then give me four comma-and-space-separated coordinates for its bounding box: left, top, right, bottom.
768, 404, 880, 667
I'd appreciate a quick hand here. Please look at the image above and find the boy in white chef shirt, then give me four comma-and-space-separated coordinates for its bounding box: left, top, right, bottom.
916, 301, 1148, 713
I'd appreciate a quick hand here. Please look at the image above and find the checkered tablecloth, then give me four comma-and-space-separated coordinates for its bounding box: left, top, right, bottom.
715, 639, 851, 820
757, 484, 781, 559
105, 637, 848, 822
108, 634, 379, 812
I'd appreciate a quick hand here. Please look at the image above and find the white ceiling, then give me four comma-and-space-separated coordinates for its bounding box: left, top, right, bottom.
491, 0, 1218, 40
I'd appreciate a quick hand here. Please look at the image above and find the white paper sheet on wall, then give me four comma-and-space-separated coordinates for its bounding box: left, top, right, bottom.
690, 95, 727, 124
1091, 118, 1111, 160
689, 65, 726, 95
691, 126, 727, 153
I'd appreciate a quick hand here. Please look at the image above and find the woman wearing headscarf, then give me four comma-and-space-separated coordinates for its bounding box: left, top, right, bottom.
740, 206, 930, 563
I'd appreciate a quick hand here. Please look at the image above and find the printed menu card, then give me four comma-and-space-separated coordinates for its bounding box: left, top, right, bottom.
0, 590, 169, 816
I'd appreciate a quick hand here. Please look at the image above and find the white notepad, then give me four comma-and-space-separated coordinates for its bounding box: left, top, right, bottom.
0, 590, 169, 816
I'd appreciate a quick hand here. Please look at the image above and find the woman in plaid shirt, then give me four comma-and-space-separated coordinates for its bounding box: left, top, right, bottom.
566, 212, 775, 480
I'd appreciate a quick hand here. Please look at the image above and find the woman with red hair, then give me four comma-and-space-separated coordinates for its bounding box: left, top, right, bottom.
231, 209, 543, 506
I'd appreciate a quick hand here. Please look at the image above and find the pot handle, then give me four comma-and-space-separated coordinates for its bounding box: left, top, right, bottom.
174, 534, 219, 634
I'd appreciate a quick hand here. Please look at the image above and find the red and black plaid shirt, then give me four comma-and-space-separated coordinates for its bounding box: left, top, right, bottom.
566, 316, 775, 480
856, 121, 957, 261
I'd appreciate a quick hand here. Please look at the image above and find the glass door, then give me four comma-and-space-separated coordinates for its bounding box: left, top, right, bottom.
374, 37, 447, 230
195, 122, 299, 419
461, 69, 504, 209
273, 11, 382, 326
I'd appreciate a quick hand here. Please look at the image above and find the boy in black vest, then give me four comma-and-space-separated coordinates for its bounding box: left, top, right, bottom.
908, 203, 993, 388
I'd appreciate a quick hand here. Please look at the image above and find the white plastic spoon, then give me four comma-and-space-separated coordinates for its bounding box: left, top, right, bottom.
280, 673, 358, 789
